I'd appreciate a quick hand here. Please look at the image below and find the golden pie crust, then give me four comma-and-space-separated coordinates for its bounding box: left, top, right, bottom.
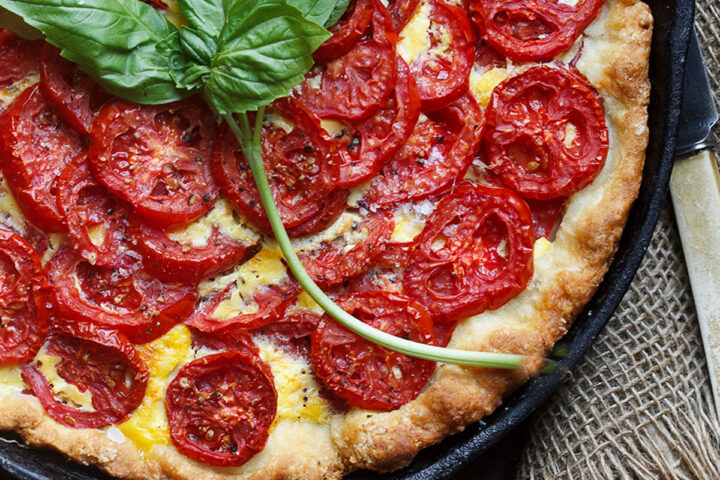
0, 0, 652, 478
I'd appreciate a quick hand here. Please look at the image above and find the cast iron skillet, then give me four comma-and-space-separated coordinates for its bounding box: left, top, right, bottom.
0, 1, 695, 478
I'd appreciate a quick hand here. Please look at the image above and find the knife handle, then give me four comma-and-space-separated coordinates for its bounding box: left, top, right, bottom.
670, 149, 720, 418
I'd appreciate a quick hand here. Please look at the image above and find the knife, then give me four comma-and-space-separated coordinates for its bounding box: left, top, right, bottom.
669, 26, 720, 418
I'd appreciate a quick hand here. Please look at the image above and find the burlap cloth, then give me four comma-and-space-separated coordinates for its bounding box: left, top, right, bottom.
517, 2, 720, 479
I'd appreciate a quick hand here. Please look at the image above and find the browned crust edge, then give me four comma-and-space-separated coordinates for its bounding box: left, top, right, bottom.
0, 0, 653, 478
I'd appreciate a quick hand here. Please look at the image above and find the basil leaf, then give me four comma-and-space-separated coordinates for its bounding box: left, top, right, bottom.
204, 0, 330, 114
0, 0, 187, 104
176, 0, 224, 38
286, 0, 339, 27
325, 0, 350, 28
0, 7, 40, 39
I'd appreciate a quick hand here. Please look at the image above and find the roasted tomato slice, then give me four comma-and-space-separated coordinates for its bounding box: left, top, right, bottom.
298, 210, 394, 287
386, 0, 420, 31
286, 190, 349, 238
252, 310, 321, 360
314, 0, 375, 61
40, 45, 112, 135
328, 57, 421, 188
526, 197, 565, 240
483, 66, 609, 200
187, 281, 299, 333
0, 30, 41, 91
402, 0, 475, 111
311, 291, 436, 411
0, 228, 47, 364
89, 98, 218, 227
212, 98, 339, 229
365, 93, 484, 206
57, 157, 142, 272
0, 84, 85, 232
129, 200, 256, 285
190, 327, 258, 357
469, 0, 604, 62
20, 322, 148, 428
166, 352, 277, 467
404, 182, 534, 322
48, 245, 197, 343
299, 3, 397, 121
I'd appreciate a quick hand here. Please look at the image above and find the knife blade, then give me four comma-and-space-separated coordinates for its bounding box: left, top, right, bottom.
669, 26, 720, 418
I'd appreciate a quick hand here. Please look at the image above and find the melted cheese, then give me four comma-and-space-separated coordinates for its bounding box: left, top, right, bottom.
292, 212, 366, 252
0, 75, 38, 108
119, 325, 193, 454
390, 200, 435, 243
255, 339, 330, 425
469, 67, 508, 108
0, 365, 25, 400
166, 198, 259, 248
397, 2, 432, 65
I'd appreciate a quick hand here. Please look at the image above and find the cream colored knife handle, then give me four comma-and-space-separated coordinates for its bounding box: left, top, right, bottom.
670, 149, 720, 418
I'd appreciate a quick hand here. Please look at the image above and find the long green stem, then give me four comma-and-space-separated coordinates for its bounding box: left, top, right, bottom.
223, 112, 543, 370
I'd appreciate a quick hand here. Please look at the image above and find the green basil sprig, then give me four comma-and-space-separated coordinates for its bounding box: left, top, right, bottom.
0, 0, 547, 371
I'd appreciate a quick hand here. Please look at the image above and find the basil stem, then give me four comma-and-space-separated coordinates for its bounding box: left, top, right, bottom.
222, 112, 540, 370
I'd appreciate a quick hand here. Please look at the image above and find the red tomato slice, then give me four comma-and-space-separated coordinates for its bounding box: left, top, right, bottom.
526, 197, 565, 240
129, 211, 255, 285
406, 1, 475, 111
483, 65, 609, 200
330, 57, 421, 188
0, 30, 41, 92
252, 310, 321, 360
298, 3, 397, 121
314, 0, 375, 61
40, 45, 112, 135
311, 291, 436, 411
166, 352, 277, 467
20, 322, 148, 428
469, 0, 604, 62
190, 327, 258, 357
212, 98, 339, 229
57, 157, 142, 273
48, 245, 197, 343
286, 190, 349, 238
403, 182, 534, 322
89, 98, 218, 228
365, 93, 484, 206
186, 282, 299, 333
0, 228, 48, 364
298, 209, 394, 287
0, 84, 85, 232
386, 0, 421, 31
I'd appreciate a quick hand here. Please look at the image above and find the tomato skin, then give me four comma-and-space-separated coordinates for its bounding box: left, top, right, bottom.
311, 291, 436, 411
166, 352, 277, 467
408, 1, 475, 111
0, 228, 48, 364
252, 310, 321, 360
0, 84, 85, 232
314, 0, 375, 61
286, 190, 349, 238
88, 98, 218, 228
190, 327, 258, 357
186, 282, 299, 333
469, 0, 604, 62
386, 0, 420, 31
129, 216, 254, 285
47, 245, 197, 344
0, 30, 41, 92
57, 157, 142, 272
20, 322, 148, 428
40, 45, 111, 135
299, 2, 397, 121
332, 57, 421, 189
365, 93, 484, 206
404, 182, 535, 323
212, 98, 339, 230
298, 209, 395, 287
483, 66, 609, 200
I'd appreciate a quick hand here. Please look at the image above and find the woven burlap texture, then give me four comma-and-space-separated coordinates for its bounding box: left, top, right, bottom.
518, 3, 720, 479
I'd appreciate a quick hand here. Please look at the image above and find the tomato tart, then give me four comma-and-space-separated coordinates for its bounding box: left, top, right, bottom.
0, 0, 652, 478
